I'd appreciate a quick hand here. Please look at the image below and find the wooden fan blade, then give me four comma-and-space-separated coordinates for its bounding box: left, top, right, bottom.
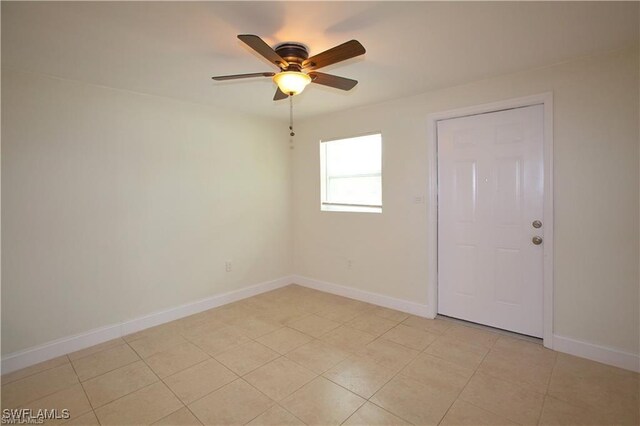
238, 35, 289, 69
273, 87, 288, 101
303, 40, 365, 71
212, 72, 275, 81
309, 72, 358, 90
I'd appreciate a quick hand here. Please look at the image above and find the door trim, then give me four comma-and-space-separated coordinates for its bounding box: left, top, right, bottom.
426, 92, 554, 348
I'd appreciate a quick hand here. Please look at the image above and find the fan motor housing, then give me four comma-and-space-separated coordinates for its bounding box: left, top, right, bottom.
274, 42, 309, 71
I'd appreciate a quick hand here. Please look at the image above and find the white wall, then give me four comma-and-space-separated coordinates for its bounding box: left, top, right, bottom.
3, 46, 639, 369
1, 69, 291, 355
292, 47, 640, 357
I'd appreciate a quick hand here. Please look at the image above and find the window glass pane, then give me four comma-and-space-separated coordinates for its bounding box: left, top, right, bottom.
320, 133, 382, 213
324, 134, 381, 177
326, 176, 382, 205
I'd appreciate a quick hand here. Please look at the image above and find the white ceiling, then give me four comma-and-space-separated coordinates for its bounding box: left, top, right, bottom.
3, 1, 638, 120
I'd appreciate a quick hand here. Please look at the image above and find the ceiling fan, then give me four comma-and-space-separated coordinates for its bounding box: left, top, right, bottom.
212, 35, 366, 100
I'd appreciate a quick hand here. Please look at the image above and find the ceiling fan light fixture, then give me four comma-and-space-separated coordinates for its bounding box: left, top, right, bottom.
273, 71, 312, 96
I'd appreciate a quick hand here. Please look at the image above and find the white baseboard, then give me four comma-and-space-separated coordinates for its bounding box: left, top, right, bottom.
1, 276, 293, 375
292, 275, 431, 318
552, 334, 639, 373
293, 275, 640, 373
5, 274, 638, 375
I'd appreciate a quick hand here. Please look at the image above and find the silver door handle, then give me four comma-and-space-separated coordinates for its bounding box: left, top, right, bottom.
532, 220, 542, 229
532, 236, 543, 245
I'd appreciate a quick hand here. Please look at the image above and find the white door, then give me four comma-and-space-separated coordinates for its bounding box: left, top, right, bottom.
437, 104, 544, 337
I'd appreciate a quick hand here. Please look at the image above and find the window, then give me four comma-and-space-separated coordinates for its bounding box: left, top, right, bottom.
320, 133, 382, 213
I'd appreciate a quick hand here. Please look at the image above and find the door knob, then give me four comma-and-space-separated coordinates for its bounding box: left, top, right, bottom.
532, 236, 543, 245
532, 220, 542, 229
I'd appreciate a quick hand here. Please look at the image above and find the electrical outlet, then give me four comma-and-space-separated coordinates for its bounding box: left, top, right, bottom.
225, 261, 232, 272
347, 259, 353, 269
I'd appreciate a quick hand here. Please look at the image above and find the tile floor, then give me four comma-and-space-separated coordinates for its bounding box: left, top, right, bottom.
2, 285, 638, 425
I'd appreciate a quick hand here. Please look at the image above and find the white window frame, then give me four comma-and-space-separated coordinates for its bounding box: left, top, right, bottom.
320, 132, 383, 213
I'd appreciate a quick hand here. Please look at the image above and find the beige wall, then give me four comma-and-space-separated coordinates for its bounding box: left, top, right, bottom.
1, 69, 292, 355
292, 47, 640, 355
3, 47, 639, 360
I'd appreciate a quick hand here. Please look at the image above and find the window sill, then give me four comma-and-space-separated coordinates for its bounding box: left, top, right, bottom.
321, 203, 382, 214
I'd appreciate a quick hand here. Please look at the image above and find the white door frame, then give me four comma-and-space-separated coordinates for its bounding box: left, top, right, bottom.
426, 92, 554, 348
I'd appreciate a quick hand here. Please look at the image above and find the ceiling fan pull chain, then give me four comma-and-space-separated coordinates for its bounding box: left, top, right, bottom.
289, 95, 295, 137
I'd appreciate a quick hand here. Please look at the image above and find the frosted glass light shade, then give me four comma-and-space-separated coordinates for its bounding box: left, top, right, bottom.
273, 72, 312, 96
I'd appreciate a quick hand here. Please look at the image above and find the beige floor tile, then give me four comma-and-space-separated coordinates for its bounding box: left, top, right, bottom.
287, 314, 341, 338
538, 395, 615, 426
267, 311, 310, 327
128, 332, 188, 359
206, 304, 255, 324
354, 339, 419, 371
281, 377, 365, 426
188, 379, 273, 426
246, 405, 304, 426
316, 304, 368, 323
287, 296, 331, 314
346, 313, 399, 337
323, 356, 396, 398
444, 324, 499, 348
320, 326, 376, 353
400, 353, 474, 392
285, 340, 349, 374
225, 317, 282, 339
172, 311, 215, 332
339, 298, 375, 311
322, 293, 354, 306
369, 307, 410, 323
188, 326, 251, 356
440, 400, 518, 425
492, 336, 557, 368
68, 339, 126, 362
81, 360, 158, 408
244, 357, 316, 401
256, 299, 294, 313
214, 341, 279, 376
1, 356, 70, 385
380, 324, 438, 351
10, 290, 640, 426
256, 308, 295, 323
459, 373, 544, 425
343, 402, 410, 425
554, 352, 639, 384
402, 316, 452, 334
94, 382, 183, 425
258, 306, 309, 325
71, 344, 140, 382
478, 349, 554, 393
2, 364, 79, 408
164, 359, 237, 405
63, 411, 100, 425
242, 295, 281, 311
153, 407, 202, 425
145, 342, 209, 378
21, 384, 91, 424
178, 319, 227, 341
256, 327, 313, 355
547, 353, 639, 424
424, 335, 489, 369
370, 375, 457, 426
